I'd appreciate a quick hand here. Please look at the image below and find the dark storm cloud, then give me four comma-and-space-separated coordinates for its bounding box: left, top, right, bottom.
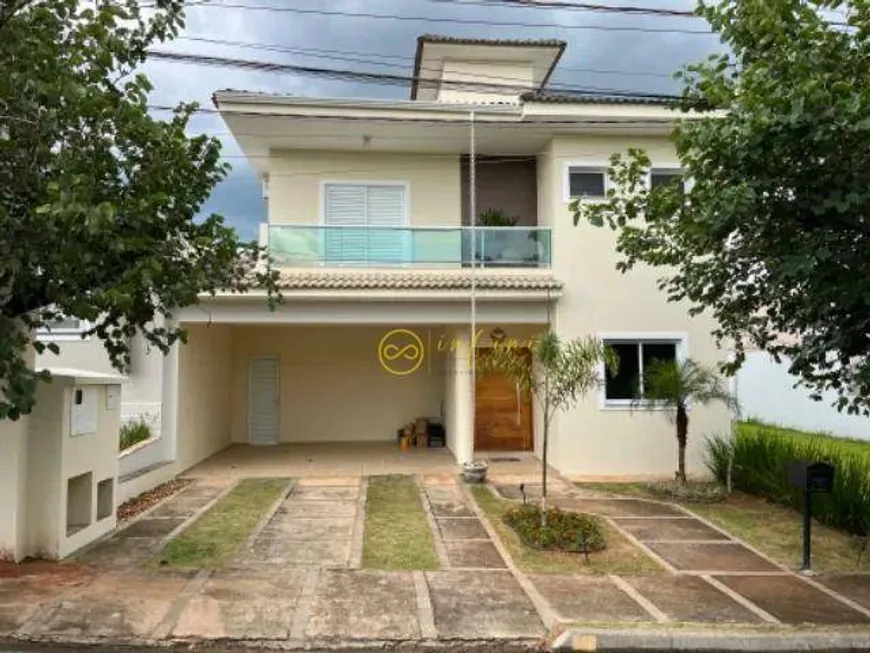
143, 0, 725, 238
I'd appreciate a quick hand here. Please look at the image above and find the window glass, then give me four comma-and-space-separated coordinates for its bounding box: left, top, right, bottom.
569, 169, 606, 198
604, 340, 680, 401
605, 342, 639, 400
642, 343, 677, 372
651, 170, 684, 193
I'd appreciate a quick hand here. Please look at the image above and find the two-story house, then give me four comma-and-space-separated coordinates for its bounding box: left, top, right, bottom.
44, 35, 732, 497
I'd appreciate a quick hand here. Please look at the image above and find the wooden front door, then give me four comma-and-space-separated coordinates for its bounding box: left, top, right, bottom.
474, 348, 533, 451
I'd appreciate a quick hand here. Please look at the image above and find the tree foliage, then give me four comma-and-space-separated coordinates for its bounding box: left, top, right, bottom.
0, 0, 278, 418
480, 332, 616, 523
572, 0, 870, 414
640, 358, 734, 485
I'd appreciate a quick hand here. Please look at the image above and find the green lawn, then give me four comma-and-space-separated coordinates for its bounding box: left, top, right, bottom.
470, 485, 663, 575
362, 475, 439, 571
154, 478, 290, 569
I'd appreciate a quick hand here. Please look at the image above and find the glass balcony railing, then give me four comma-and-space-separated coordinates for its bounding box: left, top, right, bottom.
268, 225, 552, 268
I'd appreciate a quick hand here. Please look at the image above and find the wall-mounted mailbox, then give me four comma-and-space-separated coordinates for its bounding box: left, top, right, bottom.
787, 460, 835, 493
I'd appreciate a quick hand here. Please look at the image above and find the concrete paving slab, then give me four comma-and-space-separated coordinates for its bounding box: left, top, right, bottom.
116, 517, 187, 539
444, 541, 507, 569
717, 575, 870, 624
556, 498, 686, 518
614, 517, 730, 542
264, 517, 354, 541
428, 493, 475, 518
421, 474, 458, 486
296, 476, 360, 487
279, 500, 357, 519
624, 575, 763, 623
529, 575, 651, 623
817, 574, 870, 610
248, 531, 351, 567
427, 570, 544, 639
174, 597, 297, 639
293, 486, 359, 501
31, 572, 188, 639
76, 536, 159, 568
437, 518, 489, 541
645, 542, 781, 572
306, 570, 420, 640
0, 603, 39, 634
173, 567, 307, 639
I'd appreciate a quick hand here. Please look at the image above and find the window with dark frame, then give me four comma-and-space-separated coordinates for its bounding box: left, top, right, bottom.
650, 170, 685, 194
604, 340, 678, 401
568, 168, 607, 199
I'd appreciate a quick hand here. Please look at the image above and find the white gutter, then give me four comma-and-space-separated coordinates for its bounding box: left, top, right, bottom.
212, 91, 523, 116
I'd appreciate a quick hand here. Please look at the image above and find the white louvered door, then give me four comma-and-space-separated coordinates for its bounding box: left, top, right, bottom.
248, 356, 279, 445
324, 183, 406, 265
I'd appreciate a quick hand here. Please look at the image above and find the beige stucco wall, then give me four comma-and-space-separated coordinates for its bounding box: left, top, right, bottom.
542, 135, 731, 479
229, 325, 445, 443
437, 59, 531, 104
176, 324, 234, 469
268, 150, 461, 227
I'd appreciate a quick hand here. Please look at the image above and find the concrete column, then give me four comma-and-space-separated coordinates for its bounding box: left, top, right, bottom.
158, 336, 180, 465
452, 328, 474, 464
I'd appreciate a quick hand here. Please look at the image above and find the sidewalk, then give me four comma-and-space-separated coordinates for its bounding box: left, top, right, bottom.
1, 474, 869, 651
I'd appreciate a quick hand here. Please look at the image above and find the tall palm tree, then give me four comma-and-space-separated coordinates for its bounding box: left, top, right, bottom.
641, 358, 735, 485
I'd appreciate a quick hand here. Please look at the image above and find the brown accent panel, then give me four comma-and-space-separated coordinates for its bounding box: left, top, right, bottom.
474, 348, 533, 451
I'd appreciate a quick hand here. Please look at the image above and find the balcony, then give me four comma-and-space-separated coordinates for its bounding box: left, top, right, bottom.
268, 225, 552, 268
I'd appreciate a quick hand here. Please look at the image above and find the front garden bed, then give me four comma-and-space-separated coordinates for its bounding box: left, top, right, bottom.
470, 485, 663, 574
503, 503, 606, 555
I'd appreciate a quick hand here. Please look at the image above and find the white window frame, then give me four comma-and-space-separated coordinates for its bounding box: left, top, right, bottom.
36, 316, 91, 342
597, 332, 689, 411
563, 161, 612, 203
647, 163, 694, 193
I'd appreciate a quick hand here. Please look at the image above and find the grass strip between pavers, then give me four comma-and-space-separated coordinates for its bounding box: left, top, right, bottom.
154, 477, 289, 569
470, 484, 664, 575
362, 474, 439, 571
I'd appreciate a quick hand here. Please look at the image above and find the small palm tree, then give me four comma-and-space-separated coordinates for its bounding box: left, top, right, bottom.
640, 358, 735, 486
480, 332, 617, 524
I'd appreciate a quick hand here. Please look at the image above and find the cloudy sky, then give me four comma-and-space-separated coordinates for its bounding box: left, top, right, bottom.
141, 0, 724, 240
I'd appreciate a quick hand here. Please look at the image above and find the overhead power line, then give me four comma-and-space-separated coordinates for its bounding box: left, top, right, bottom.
425, 0, 698, 18
175, 35, 678, 80
146, 50, 683, 99
172, 3, 715, 34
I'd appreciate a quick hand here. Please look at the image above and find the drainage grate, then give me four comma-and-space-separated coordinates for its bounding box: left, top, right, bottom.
486, 456, 521, 462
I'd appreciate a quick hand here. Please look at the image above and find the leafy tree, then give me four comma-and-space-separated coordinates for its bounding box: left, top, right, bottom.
0, 0, 277, 419
480, 332, 616, 524
572, 0, 870, 415
638, 358, 734, 485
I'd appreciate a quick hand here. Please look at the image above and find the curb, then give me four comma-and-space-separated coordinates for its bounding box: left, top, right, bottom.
552, 628, 870, 652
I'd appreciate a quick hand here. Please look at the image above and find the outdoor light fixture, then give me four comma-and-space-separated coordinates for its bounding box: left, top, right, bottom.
491, 327, 506, 342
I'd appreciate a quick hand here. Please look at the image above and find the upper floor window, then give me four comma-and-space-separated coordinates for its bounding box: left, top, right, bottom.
601, 336, 684, 404
567, 167, 607, 199
36, 315, 89, 340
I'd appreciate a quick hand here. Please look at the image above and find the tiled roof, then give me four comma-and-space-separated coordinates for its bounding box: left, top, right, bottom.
520, 91, 675, 106
275, 270, 562, 291
417, 34, 567, 49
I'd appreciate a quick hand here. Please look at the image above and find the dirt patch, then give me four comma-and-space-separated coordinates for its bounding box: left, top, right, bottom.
117, 478, 193, 522
0, 559, 95, 588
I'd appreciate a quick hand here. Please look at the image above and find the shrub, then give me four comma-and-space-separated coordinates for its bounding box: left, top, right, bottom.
705, 423, 870, 536
120, 418, 152, 451
645, 480, 728, 503
503, 503, 606, 553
